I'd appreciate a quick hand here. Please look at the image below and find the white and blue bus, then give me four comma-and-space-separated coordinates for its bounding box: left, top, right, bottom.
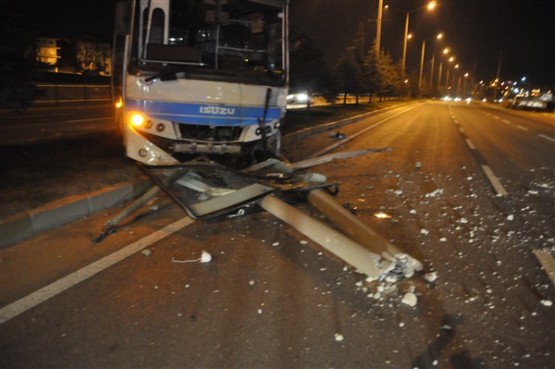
112, 0, 289, 166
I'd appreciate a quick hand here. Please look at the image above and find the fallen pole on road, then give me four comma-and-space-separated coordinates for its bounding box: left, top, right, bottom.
92, 150, 423, 281
259, 195, 383, 279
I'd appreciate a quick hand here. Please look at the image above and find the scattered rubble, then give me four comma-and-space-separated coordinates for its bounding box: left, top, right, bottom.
425, 188, 444, 198
401, 292, 418, 307
424, 272, 439, 282
374, 211, 392, 219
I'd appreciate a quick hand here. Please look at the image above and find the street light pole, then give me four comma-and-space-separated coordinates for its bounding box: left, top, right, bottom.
430, 54, 435, 88
437, 61, 443, 93
401, 12, 409, 78
418, 39, 426, 97
418, 33, 442, 97
375, 0, 383, 54
387, 1, 437, 79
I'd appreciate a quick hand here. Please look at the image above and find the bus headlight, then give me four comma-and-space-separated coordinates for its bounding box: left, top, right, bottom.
130, 112, 145, 127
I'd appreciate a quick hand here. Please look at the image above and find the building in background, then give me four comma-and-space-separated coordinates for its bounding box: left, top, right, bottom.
36, 37, 60, 71
35, 36, 111, 76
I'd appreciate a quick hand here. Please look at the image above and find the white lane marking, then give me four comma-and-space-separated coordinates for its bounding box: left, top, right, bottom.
459, 127, 465, 133
493, 115, 500, 120
502, 119, 511, 124
453, 119, 459, 124
308, 105, 418, 158
481, 165, 508, 197
0, 217, 195, 325
465, 138, 477, 150
516, 125, 529, 131
538, 134, 555, 143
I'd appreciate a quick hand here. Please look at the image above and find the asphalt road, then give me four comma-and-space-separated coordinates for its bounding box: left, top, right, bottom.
0, 104, 116, 144
1, 101, 554, 368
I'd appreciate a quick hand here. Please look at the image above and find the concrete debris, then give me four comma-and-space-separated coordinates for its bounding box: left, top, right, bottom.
334, 333, 344, 342
374, 211, 392, 219
425, 188, 444, 197
540, 300, 552, 307
507, 214, 514, 221
415, 161, 422, 169
420, 229, 430, 236
378, 253, 423, 282
141, 249, 152, 256
401, 292, 418, 307
424, 272, 439, 282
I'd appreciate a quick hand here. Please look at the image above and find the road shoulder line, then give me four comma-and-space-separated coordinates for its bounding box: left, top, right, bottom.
0, 216, 194, 324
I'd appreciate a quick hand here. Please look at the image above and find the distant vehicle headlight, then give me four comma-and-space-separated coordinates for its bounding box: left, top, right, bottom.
287, 92, 309, 103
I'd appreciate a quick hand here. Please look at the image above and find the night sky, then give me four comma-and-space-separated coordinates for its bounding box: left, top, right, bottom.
28, 0, 555, 88
290, 0, 555, 88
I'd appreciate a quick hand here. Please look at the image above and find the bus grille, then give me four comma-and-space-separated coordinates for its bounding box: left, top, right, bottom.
177, 123, 243, 141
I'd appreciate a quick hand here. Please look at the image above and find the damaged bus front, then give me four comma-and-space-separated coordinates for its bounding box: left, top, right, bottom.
112, 0, 289, 166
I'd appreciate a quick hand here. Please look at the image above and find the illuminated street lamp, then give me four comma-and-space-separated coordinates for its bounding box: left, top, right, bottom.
384, 1, 438, 78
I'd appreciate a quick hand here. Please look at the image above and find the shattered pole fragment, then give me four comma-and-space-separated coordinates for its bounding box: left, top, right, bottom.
306, 189, 423, 280
259, 195, 383, 280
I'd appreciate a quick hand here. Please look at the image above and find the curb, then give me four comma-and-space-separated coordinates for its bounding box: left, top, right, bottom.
0, 103, 408, 248
0, 181, 151, 248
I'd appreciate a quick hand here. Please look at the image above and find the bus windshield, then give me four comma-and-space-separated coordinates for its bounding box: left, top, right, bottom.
131, 0, 285, 83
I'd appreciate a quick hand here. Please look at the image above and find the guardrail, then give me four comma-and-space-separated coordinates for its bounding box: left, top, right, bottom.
34, 84, 111, 105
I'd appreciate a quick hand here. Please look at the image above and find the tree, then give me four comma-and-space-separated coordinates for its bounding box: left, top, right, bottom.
332, 46, 365, 105
362, 42, 381, 103
331, 22, 368, 105
76, 39, 110, 76
376, 50, 402, 99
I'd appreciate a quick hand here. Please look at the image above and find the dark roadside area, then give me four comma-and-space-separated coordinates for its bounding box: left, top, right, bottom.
0, 101, 404, 220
